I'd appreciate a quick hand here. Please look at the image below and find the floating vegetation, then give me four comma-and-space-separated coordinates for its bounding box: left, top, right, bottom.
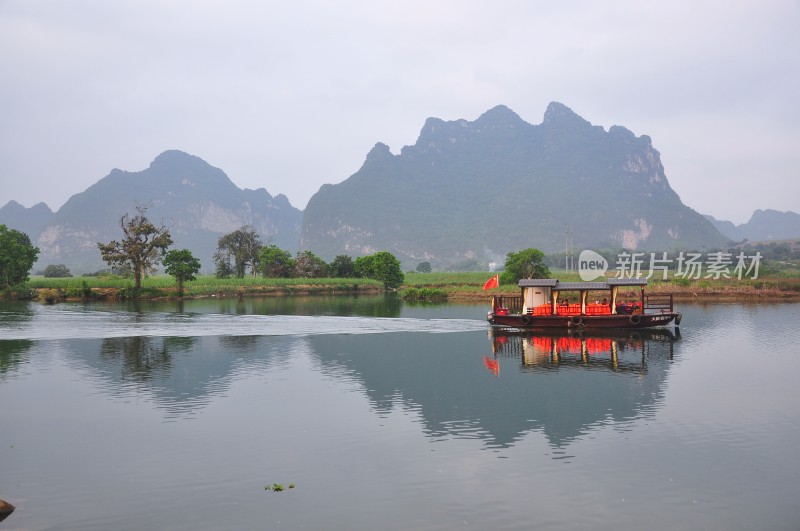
264, 482, 294, 493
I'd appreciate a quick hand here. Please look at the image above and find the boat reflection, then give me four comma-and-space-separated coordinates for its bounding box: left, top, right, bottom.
488, 328, 680, 374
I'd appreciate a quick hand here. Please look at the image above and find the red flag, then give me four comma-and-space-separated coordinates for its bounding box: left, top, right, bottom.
482, 274, 499, 291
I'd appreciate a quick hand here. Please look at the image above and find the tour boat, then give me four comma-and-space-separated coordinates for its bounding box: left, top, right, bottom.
487, 278, 681, 330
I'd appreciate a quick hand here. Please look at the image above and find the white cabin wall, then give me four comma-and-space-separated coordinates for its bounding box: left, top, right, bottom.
523, 287, 550, 313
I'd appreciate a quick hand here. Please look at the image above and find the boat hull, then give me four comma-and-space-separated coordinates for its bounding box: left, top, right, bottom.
488, 312, 680, 330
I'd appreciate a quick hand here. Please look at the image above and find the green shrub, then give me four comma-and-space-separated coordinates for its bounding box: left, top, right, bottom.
401, 287, 448, 302
43, 264, 73, 277
65, 280, 94, 299
116, 286, 167, 300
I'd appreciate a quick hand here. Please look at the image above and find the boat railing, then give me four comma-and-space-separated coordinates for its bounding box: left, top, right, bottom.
493, 295, 523, 314
556, 304, 583, 316
584, 304, 613, 316
644, 293, 673, 313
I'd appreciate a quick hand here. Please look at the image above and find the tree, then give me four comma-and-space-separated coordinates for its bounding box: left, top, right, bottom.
97, 206, 173, 290
416, 261, 432, 273
329, 255, 355, 278
354, 251, 404, 289
43, 264, 72, 278
213, 255, 234, 278
214, 226, 262, 278
500, 248, 550, 285
163, 249, 201, 295
259, 244, 295, 278
293, 250, 329, 278
0, 224, 40, 289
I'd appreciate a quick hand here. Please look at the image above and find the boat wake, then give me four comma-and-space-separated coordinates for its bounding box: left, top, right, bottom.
0, 306, 489, 341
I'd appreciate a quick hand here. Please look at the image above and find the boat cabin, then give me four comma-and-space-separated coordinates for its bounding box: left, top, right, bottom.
489, 278, 679, 329
493, 278, 675, 317
524, 278, 647, 316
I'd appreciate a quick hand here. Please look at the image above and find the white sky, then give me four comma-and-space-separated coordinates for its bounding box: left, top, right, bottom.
1, 0, 798, 225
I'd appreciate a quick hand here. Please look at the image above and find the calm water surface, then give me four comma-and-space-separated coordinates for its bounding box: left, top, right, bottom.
1, 296, 798, 530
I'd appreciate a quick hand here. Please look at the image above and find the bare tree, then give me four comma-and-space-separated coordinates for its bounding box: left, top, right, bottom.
97, 205, 173, 289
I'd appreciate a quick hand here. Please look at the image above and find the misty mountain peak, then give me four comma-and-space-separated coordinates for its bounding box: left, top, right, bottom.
543, 101, 592, 129
409, 106, 527, 156
302, 101, 728, 263
150, 150, 213, 173
141, 150, 236, 191
0, 200, 25, 214
366, 142, 392, 160
0, 200, 53, 217
707, 209, 800, 241
475, 104, 524, 127
0, 200, 55, 237
24, 149, 302, 272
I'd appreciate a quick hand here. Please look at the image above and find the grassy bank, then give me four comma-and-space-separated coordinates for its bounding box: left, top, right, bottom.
404, 270, 800, 302
7, 269, 800, 302
20, 275, 384, 301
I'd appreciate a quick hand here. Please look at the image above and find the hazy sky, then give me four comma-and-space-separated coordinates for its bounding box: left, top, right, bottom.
1, 1, 798, 224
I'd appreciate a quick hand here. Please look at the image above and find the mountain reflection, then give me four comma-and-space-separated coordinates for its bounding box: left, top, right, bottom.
308, 329, 680, 450
53, 314, 678, 451
69, 335, 292, 418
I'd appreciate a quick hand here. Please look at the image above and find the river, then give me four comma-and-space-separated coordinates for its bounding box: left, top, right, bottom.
1, 296, 798, 530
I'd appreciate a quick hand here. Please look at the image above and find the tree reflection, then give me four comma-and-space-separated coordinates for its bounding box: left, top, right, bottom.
208, 293, 403, 317
0, 301, 35, 328
99, 336, 197, 382
0, 339, 32, 378
219, 335, 261, 352
76, 334, 297, 419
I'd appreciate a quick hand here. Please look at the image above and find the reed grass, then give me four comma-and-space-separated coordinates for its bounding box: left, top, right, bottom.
404, 271, 497, 286
25, 274, 383, 299
400, 287, 448, 302
405, 270, 800, 300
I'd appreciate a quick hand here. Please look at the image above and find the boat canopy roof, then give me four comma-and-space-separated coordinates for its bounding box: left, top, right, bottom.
518, 278, 647, 290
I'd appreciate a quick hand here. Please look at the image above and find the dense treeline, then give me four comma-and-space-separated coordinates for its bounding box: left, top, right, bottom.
207, 226, 403, 288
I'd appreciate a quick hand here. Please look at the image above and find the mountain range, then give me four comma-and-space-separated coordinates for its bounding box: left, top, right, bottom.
301, 102, 727, 265
1, 103, 797, 273
0, 151, 302, 273
704, 210, 800, 242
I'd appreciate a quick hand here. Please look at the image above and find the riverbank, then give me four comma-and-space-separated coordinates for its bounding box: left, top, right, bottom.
6, 271, 800, 302
404, 271, 800, 302
10, 275, 384, 302
446, 287, 800, 303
